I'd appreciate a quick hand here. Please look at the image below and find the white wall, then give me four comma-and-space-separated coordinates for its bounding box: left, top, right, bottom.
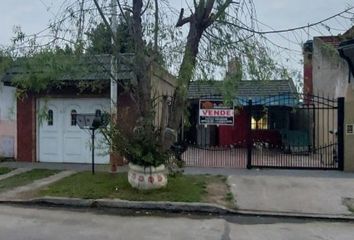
312, 38, 349, 98
0, 82, 17, 158
312, 38, 351, 148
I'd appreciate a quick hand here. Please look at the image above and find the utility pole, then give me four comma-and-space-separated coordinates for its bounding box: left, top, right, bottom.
76, 0, 85, 51
110, 0, 118, 117
110, 0, 119, 172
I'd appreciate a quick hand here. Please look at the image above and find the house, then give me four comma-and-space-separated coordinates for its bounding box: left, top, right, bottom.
1, 54, 176, 164
303, 26, 354, 98
0, 81, 16, 158
338, 38, 354, 171
303, 27, 354, 150
186, 79, 299, 148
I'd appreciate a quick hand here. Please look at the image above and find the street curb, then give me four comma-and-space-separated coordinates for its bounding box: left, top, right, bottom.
234, 209, 354, 221
0, 197, 234, 215
1, 197, 354, 221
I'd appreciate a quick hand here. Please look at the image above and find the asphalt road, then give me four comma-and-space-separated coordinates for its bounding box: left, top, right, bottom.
1, 205, 354, 240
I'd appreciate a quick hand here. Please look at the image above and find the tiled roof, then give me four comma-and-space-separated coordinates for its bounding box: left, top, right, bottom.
188, 79, 298, 100
187, 80, 223, 99
1, 54, 133, 84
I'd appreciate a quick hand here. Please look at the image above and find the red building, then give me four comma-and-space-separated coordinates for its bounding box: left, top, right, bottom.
186, 79, 299, 148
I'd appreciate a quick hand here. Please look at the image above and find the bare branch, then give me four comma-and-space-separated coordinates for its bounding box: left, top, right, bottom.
140, 0, 151, 16
93, 0, 118, 44
154, 0, 158, 53
206, 0, 233, 26
193, 0, 198, 9
123, 7, 133, 14
176, 8, 192, 27
116, 0, 129, 23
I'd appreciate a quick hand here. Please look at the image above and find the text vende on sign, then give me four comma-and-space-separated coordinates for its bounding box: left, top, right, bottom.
199, 109, 234, 117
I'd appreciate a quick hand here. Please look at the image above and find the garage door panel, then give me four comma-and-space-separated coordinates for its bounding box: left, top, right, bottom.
38, 101, 62, 162
63, 137, 82, 155
39, 140, 61, 162
63, 137, 85, 163
38, 98, 110, 163
40, 137, 59, 154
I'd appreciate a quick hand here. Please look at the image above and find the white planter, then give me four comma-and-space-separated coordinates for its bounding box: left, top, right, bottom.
128, 163, 168, 190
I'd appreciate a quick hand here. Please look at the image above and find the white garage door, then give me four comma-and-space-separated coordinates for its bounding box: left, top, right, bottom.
38, 98, 110, 164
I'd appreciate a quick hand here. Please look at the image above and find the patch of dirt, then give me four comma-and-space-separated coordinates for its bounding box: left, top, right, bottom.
12, 189, 42, 200
343, 198, 354, 213
203, 177, 235, 209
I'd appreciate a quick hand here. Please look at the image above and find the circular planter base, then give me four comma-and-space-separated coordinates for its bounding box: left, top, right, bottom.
128, 163, 168, 190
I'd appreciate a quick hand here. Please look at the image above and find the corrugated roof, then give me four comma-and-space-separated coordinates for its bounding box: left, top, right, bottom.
188, 79, 298, 100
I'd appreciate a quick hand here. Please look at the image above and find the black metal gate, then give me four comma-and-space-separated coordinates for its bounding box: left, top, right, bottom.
246, 93, 344, 170
182, 93, 344, 170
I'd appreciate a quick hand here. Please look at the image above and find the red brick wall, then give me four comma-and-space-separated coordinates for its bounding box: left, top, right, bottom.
218, 109, 282, 147
17, 94, 36, 162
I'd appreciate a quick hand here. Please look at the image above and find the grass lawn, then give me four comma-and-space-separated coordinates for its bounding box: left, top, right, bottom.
39, 172, 233, 206
0, 167, 13, 175
0, 169, 59, 192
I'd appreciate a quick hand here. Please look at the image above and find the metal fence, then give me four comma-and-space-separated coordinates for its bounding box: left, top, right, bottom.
181, 93, 344, 170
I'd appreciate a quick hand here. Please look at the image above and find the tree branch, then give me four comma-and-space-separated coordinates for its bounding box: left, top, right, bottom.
93, 0, 118, 44
140, 0, 151, 16
206, 0, 233, 27
205, 0, 215, 15
195, 0, 205, 21
116, 0, 129, 23
154, 0, 159, 53
176, 8, 192, 27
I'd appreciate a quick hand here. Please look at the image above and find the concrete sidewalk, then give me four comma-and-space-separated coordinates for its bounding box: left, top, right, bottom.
228, 174, 354, 216
0, 161, 125, 172
0, 170, 76, 200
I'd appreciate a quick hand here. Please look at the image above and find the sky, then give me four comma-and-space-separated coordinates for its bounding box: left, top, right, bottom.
0, 0, 353, 80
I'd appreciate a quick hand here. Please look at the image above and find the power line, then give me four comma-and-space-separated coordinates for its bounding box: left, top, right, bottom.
218, 6, 354, 35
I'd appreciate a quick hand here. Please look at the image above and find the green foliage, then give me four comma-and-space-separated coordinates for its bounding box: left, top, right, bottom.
101, 108, 169, 168
244, 42, 290, 81
317, 39, 340, 64
0, 51, 13, 76
221, 60, 242, 104
86, 18, 134, 54
125, 123, 167, 167
0, 167, 13, 175
8, 47, 110, 96
11, 48, 88, 93
224, 192, 234, 202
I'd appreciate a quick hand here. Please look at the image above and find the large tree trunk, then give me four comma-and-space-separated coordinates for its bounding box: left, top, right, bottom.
163, 21, 204, 149
163, 0, 230, 150
132, 0, 152, 119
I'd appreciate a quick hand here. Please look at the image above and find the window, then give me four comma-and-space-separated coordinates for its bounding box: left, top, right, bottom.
48, 110, 53, 126
95, 109, 102, 117
71, 110, 77, 126
251, 110, 268, 130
